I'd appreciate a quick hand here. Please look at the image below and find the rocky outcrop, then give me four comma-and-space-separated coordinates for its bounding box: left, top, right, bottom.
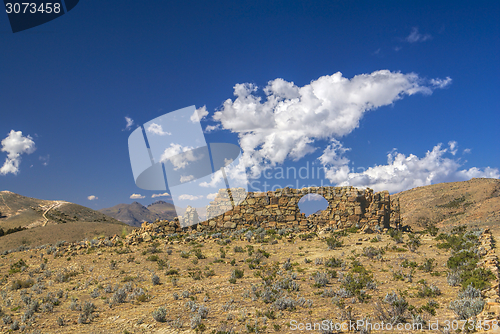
476, 229, 500, 330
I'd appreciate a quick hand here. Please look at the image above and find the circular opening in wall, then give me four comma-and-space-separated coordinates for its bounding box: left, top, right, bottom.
298, 194, 329, 217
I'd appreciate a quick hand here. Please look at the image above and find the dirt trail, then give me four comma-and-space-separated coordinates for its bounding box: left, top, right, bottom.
42, 201, 67, 226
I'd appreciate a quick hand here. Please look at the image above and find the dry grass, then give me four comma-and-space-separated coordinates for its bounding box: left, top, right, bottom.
0, 224, 494, 334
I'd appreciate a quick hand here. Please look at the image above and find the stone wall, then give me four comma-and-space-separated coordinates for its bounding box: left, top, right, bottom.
190, 186, 400, 232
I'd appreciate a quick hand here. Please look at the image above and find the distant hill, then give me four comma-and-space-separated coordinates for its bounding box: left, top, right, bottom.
99, 200, 178, 227
0, 191, 131, 252
392, 178, 500, 230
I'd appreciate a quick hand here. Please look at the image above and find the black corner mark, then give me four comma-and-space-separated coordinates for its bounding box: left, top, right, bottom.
4, 0, 79, 33
63, 0, 78, 12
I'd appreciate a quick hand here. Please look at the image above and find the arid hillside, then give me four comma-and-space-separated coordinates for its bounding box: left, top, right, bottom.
393, 178, 500, 231
0, 191, 131, 253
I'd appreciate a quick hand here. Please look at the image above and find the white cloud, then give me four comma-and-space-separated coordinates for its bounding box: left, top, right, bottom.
204, 124, 221, 133
463, 148, 471, 154
39, 154, 50, 166
147, 123, 172, 136
406, 27, 432, 43
160, 143, 201, 170
0, 130, 36, 175
87, 195, 98, 201
213, 70, 450, 178
130, 193, 145, 199
430, 77, 452, 89
318, 139, 350, 166
180, 175, 195, 183
322, 143, 499, 194
124, 117, 134, 130
178, 194, 204, 201
152, 192, 170, 198
207, 193, 218, 200
191, 106, 209, 123
448, 141, 458, 155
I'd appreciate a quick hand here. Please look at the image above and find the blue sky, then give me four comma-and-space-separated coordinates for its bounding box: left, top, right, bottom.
0, 1, 498, 213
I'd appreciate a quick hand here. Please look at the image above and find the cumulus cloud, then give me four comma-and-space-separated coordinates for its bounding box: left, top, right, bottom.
448, 141, 458, 155
124, 117, 134, 131
207, 193, 218, 200
147, 123, 172, 136
152, 192, 170, 198
406, 27, 432, 43
213, 70, 450, 178
87, 195, 98, 201
204, 124, 221, 133
323, 143, 499, 193
0, 130, 36, 175
178, 194, 204, 201
180, 175, 195, 183
130, 193, 145, 199
431, 77, 452, 89
191, 106, 209, 123
160, 143, 201, 170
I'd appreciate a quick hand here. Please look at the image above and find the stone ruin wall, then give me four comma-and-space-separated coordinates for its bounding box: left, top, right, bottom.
182, 186, 401, 232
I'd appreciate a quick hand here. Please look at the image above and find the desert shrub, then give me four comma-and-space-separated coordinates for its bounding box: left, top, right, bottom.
10, 320, 19, 330
325, 257, 342, 268
362, 246, 384, 259
78, 301, 96, 324
273, 276, 300, 292
9, 259, 28, 274
2, 314, 12, 324
165, 269, 179, 275
313, 272, 330, 287
232, 269, 244, 279
418, 258, 435, 272
190, 313, 202, 329
90, 288, 100, 299
416, 282, 441, 298
198, 305, 209, 319
11, 278, 34, 290
388, 229, 403, 244
460, 268, 495, 290
233, 246, 244, 253
374, 291, 408, 324
112, 288, 127, 304
245, 231, 253, 242
180, 251, 189, 258
449, 297, 485, 320
406, 233, 421, 252
401, 259, 418, 268
419, 300, 439, 316
194, 248, 206, 259
152, 306, 167, 322
273, 297, 296, 311
326, 237, 342, 250
315, 258, 323, 265
152, 274, 160, 285
459, 284, 481, 299
57, 316, 64, 326
447, 270, 462, 286
41, 302, 54, 313
146, 255, 159, 262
